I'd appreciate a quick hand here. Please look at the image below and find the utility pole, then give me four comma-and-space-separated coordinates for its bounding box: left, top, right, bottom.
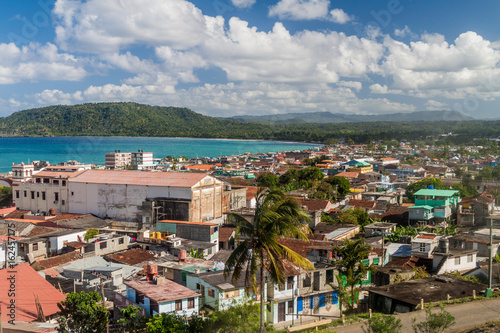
486, 217, 494, 297
100, 275, 110, 333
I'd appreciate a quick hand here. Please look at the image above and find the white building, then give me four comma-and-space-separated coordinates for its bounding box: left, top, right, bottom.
105, 151, 132, 169
131, 150, 155, 170
12, 165, 89, 215
68, 170, 224, 223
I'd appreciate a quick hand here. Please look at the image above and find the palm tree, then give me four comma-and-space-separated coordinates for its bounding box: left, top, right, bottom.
224, 188, 314, 332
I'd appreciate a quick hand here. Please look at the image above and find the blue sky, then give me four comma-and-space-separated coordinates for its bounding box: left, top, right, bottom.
0, 0, 500, 119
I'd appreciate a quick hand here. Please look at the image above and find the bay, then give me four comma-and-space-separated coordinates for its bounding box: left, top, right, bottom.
0, 137, 317, 173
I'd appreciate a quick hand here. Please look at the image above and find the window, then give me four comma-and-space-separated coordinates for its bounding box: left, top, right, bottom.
325, 293, 333, 305
31, 191, 35, 199
55, 192, 59, 201
467, 254, 473, 263
419, 243, 426, 252
196, 283, 201, 290
182, 272, 186, 282
62, 200, 65, 205
326, 269, 334, 284
150, 301, 159, 314
118, 238, 124, 245
32, 243, 38, 251
53, 179, 59, 185
303, 275, 311, 288
455, 257, 461, 265
287, 276, 294, 290
200, 285, 205, 296
100, 242, 107, 249
42, 192, 46, 200
62, 180, 66, 186
303, 296, 310, 310
37, 192, 39, 198
188, 298, 195, 309
24, 191, 27, 198
15, 191, 19, 199
136, 292, 144, 304
208, 288, 215, 298
43, 178, 50, 184
288, 300, 294, 314
175, 300, 182, 311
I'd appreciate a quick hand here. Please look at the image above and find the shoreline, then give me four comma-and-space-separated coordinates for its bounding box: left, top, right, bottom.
0, 136, 321, 146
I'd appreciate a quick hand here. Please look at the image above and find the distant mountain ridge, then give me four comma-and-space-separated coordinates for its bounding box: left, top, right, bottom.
0, 103, 496, 143
231, 110, 474, 124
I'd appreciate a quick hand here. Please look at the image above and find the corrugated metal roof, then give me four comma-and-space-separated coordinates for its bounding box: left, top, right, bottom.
125, 279, 200, 303
414, 189, 459, 197
70, 169, 217, 187
0, 263, 66, 322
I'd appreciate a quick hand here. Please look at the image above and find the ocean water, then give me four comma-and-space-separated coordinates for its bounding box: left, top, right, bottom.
0, 137, 317, 173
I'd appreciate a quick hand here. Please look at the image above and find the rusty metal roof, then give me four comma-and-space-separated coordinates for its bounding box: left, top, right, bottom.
124, 279, 200, 303
70, 169, 215, 187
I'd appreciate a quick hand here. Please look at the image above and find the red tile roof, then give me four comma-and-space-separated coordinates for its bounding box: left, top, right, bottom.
348, 199, 376, 209
218, 227, 235, 242
70, 169, 214, 187
295, 198, 332, 212
50, 213, 88, 222
0, 263, 66, 322
416, 234, 438, 240
0, 207, 16, 217
33, 251, 83, 270
334, 172, 359, 178
157, 220, 218, 226
3, 209, 31, 219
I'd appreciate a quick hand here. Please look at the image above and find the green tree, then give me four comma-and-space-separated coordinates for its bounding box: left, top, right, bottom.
189, 248, 204, 259
324, 176, 350, 200
83, 228, 99, 241
451, 182, 478, 198
256, 173, 279, 188
0, 186, 12, 207
363, 314, 402, 333
57, 291, 109, 333
225, 188, 314, 332
411, 305, 455, 333
406, 178, 445, 202
117, 305, 148, 332
333, 239, 373, 313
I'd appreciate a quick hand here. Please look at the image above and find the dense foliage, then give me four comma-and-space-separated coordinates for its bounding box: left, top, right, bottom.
57, 291, 109, 333
0, 102, 499, 143
116, 303, 276, 333
0, 186, 12, 207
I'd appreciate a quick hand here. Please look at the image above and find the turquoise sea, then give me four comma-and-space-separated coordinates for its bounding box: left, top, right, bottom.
0, 137, 317, 173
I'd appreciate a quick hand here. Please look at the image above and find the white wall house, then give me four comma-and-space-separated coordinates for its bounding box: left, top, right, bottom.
68, 170, 224, 223
432, 251, 478, 274
48, 229, 86, 255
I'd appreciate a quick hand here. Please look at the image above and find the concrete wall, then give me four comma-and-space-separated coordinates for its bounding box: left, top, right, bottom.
13, 180, 69, 214
434, 253, 477, 274
48, 231, 86, 254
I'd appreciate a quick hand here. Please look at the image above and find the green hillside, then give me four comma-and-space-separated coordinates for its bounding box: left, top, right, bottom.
0, 102, 266, 138
0, 102, 498, 144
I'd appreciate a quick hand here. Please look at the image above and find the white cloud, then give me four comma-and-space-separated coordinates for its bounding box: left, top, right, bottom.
369, 84, 389, 94
329, 9, 352, 24
425, 100, 448, 111
53, 0, 216, 52
269, 0, 330, 20
0, 42, 87, 84
231, 0, 256, 8
338, 81, 362, 91
383, 31, 500, 90
34, 89, 83, 105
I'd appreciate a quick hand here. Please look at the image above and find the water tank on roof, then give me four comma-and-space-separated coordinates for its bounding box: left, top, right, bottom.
428, 185, 434, 189
178, 250, 187, 262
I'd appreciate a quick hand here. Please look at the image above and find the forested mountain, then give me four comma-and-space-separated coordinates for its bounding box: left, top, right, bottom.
231, 110, 474, 124
0, 102, 498, 144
